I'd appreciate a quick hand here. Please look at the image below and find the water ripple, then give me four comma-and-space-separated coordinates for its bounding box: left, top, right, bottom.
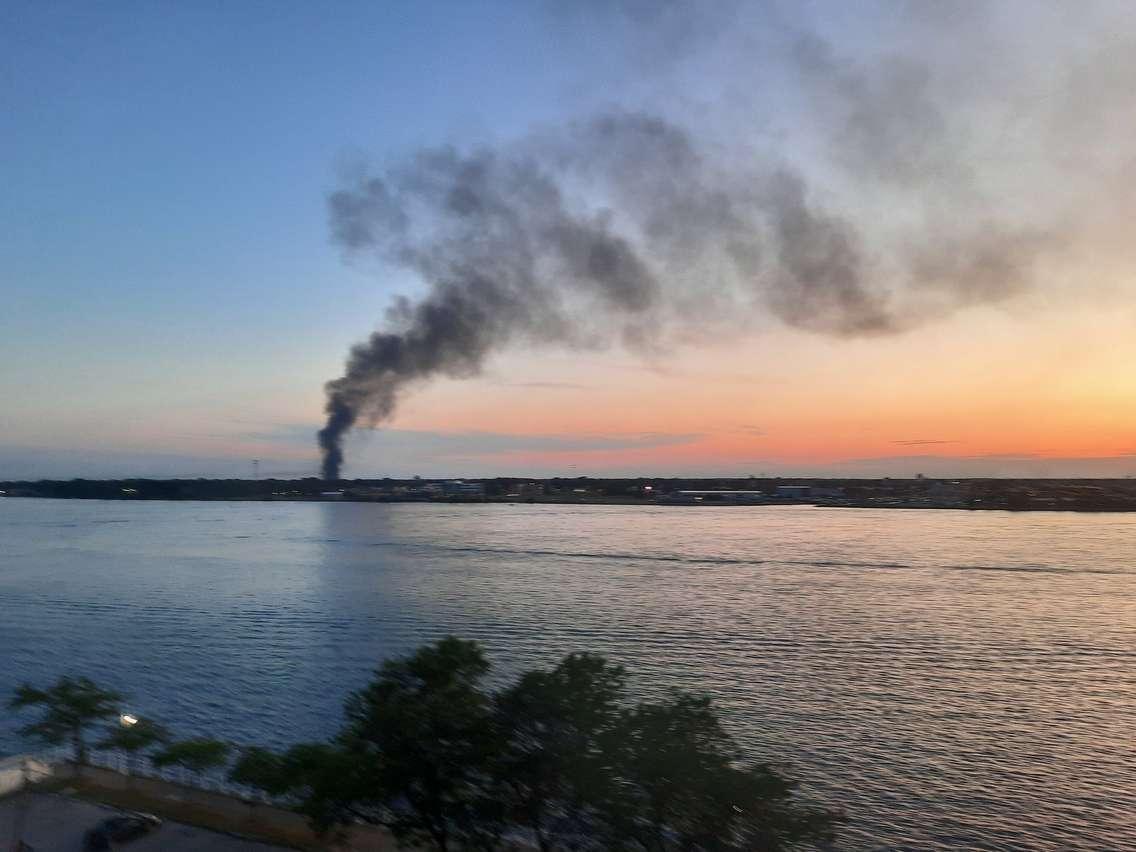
2, 499, 1134, 850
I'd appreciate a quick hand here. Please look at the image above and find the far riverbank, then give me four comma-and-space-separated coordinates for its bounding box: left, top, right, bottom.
5, 476, 1136, 511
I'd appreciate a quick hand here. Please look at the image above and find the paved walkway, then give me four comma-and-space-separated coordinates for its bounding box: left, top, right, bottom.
0, 792, 291, 851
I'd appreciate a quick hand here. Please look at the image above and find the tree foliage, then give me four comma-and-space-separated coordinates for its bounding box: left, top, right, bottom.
8, 648, 843, 850
97, 717, 170, 755
98, 716, 170, 779
8, 676, 122, 764
493, 653, 627, 850
233, 638, 845, 851
600, 691, 841, 851
153, 737, 231, 773
231, 743, 363, 832
340, 636, 504, 850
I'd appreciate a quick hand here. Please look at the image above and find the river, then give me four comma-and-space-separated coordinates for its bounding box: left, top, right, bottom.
1, 498, 1133, 850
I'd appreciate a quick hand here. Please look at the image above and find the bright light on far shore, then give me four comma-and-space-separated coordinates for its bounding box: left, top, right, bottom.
120, 713, 138, 727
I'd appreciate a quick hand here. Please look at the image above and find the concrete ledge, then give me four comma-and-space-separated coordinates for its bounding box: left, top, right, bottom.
0, 756, 53, 799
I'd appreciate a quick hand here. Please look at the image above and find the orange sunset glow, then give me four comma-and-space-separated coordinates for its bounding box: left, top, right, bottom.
347, 302, 1135, 477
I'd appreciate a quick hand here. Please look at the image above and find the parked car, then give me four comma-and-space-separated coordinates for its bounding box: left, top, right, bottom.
82, 813, 161, 849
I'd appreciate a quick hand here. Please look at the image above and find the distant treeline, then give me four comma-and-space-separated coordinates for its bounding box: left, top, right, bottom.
5, 476, 1136, 510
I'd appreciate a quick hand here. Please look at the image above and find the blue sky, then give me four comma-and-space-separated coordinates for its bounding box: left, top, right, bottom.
3, 1, 570, 358
3, 1, 592, 476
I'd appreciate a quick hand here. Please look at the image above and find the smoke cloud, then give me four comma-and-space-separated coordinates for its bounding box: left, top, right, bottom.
317, 2, 1129, 478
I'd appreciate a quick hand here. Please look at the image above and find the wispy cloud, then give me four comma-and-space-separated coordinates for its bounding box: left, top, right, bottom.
891, 439, 960, 446
828, 453, 1136, 478
0, 445, 304, 480
498, 380, 592, 390
243, 424, 701, 456
410, 429, 703, 456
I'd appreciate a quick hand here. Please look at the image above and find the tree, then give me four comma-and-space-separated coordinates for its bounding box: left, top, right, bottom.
232, 640, 845, 852
229, 746, 290, 797
601, 690, 844, 851
494, 653, 626, 851
8, 676, 122, 765
340, 636, 504, 851
231, 743, 365, 834
98, 717, 170, 779
153, 738, 231, 775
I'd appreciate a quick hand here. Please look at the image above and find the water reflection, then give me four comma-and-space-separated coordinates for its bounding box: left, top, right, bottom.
2, 499, 1134, 850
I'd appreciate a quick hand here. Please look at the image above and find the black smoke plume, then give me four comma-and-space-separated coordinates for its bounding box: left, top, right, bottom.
317, 101, 1048, 478
318, 0, 1136, 478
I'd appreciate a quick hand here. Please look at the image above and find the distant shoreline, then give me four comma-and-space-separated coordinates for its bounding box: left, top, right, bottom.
5, 497, 1136, 512
5, 477, 1136, 512
5, 491, 1136, 512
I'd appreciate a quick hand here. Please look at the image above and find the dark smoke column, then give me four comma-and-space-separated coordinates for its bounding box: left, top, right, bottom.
317, 391, 354, 481
316, 329, 429, 482
313, 125, 672, 480
315, 288, 509, 481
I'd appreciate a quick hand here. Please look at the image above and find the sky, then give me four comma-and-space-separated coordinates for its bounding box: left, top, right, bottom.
3, 0, 1135, 479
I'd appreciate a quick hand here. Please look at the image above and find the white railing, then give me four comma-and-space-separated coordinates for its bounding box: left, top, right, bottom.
85, 748, 281, 804
6, 746, 284, 807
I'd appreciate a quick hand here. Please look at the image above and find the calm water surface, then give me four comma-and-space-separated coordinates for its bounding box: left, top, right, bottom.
2, 498, 1134, 850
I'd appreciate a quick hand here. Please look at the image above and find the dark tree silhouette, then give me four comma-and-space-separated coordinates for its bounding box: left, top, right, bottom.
231, 743, 363, 833
494, 653, 627, 850
341, 636, 505, 851
230, 637, 844, 851
153, 738, 231, 774
601, 690, 843, 851
8, 676, 122, 765
98, 716, 170, 780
